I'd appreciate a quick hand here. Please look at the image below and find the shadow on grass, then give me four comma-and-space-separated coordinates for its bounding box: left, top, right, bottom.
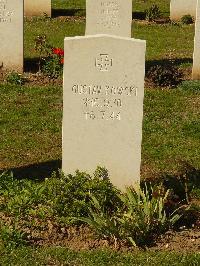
52, 8, 86, 18
132, 11, 146, 20
142, 161, 200, 201
52, 10, 146, 20
8, 160, 62, 180
146, 57, 193, 71
24, 58, 40, 73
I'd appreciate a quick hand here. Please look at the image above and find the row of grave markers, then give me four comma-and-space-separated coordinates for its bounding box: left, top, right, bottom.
0, 0, 199, 188
25, 0, 200, 21
1, 0, 200, 78
3, 0, 198, 21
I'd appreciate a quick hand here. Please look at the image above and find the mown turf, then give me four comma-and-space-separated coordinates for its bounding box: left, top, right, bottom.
24, 0, 194, 64
24, 19, 195, 63
0, 82, 199, 176
0, 85, 62, 169
52, 0, 170, 17
0, 247, 200, 266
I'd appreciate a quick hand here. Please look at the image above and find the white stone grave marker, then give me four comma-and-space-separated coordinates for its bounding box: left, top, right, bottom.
170, 0, 197, 21
62, 35, 146, 189
192, 0, 200, 79
0, 0, 23, 72
24, 0, 51, 17
86, 0, 132, 37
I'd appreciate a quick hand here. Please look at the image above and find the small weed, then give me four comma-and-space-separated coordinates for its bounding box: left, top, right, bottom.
6, 72, 25, 85
181, 15, 194, 25
145, 5, 161, 22
0, 224, 27, 250
147, 63, 183, 87
34, 35, 51, 72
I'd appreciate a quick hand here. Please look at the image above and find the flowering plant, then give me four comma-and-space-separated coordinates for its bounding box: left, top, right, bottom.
34, 35, 64, 78
52, 47, 64, 65
52, 48, 64, 57
42, 47, 64, 78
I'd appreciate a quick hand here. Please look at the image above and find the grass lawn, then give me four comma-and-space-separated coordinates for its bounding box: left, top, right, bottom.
24, 19, 195, 63
6, 0, 198, 175
0, 247, 200, 266
0, 82, 199, 177
52, 0, 170, 17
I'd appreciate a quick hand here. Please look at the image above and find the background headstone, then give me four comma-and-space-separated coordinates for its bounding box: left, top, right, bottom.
86, 0, 132, 37
62, 35, 146, 189
24, 0, 51, 17
0, 0, 23, 72
192, 0, 200, 79
170, 0, 197, 21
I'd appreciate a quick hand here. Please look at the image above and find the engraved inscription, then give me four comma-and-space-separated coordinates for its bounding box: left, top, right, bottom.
97, 1, 120, 29
71, 83, 138, 121
0, 0, 14, 23
84, 111, 121, 121
83, 98, 122, 108
95, 54, 113, 71
72, 84, 137, 96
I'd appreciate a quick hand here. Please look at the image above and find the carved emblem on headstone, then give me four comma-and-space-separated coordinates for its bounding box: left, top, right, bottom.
95, 54, 113, 71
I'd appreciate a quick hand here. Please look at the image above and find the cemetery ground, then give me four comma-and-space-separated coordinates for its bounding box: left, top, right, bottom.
0, 0, 200, 264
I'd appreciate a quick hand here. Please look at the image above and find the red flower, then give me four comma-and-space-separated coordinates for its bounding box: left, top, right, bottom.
58, 49, 64, 56
52, 47, 59, 55
52, 47, 64, 57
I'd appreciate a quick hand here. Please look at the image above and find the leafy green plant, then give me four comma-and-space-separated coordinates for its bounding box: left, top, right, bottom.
77, 195, 120, 243
34, 35, 51, 72
145, 5, 161, 22
94, 166, 109, 180
46, 169, 120, 224
147, 63, 183, 87
34, 35, 64, 78
181, 15, 193, 25
42, 52, 63, 78
0, 224, 27, 250
6, 72, 24, 85
118, 185, 181, 246
0, 171, 17, 197
76, 184, 182, 247
3, 179, 49, 217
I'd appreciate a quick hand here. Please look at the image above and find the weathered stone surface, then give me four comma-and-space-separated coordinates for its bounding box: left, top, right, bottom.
24, 0, 51, 17
192, 0, 200, 79
62, 35, 146, 189
0, 0, 23, 72
170, 0, 197, 21
86, 0, 132, 37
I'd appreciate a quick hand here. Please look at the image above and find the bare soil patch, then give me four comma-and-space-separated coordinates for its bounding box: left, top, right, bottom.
33, 225, 200, 253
